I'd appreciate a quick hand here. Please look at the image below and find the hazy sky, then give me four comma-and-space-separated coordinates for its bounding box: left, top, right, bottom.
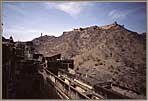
2, 2, 146, 41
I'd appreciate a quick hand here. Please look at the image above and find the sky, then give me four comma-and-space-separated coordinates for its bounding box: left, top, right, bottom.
2, 2, 147, 41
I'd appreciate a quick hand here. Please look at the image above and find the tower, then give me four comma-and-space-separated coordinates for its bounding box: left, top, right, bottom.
114, 21, 117, 25
9, 36, 14, 43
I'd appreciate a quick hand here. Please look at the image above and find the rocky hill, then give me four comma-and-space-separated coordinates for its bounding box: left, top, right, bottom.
32, 22, 146, 98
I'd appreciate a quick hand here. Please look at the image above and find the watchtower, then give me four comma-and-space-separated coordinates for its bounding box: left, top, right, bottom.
114, 21, 117, 25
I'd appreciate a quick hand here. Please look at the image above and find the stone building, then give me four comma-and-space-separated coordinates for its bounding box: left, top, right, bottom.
2, 37, 49, 99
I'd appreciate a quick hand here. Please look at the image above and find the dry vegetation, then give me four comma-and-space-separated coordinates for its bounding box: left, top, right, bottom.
32, 23, 146, 97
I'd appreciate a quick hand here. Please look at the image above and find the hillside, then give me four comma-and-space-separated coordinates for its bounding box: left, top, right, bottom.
32, 22, 146, 98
